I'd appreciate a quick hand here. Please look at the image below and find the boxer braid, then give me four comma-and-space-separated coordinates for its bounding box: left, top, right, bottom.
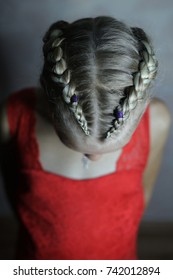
43, 28, 90, 136
106, 40, 158, 139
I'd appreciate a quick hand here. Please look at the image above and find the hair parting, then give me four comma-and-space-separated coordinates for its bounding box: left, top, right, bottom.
40, 16, 158, 143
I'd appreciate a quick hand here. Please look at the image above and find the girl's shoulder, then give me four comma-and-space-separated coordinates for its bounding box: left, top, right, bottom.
0, 88, 35, 146
149, 97, 171, 139
143, 97, 171, 206
0, 97, 11, 145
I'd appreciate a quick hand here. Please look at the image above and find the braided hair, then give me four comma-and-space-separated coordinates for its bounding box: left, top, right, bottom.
40, 17, 158, 143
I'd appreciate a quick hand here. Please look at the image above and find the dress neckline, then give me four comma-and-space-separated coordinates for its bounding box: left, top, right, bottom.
30, 89, 135, 182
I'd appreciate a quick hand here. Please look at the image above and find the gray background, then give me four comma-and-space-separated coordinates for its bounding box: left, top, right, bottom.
0, 0, 172, 221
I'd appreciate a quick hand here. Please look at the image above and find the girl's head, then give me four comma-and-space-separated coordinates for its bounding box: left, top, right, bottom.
40, 16, 158, 158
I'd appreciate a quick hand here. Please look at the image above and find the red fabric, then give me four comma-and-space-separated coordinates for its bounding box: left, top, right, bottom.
7, 88, 150, 260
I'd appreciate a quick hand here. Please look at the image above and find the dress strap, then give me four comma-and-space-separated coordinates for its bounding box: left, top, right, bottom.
7, 88, 42, 170
116, 105, 150, 172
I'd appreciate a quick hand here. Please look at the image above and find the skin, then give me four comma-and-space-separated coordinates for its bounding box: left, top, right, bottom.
0, 88, 171, 208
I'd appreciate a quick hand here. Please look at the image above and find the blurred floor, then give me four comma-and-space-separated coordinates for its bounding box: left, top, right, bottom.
0, 216, 18, 259
0, 216, 173, 260
138, 221, 173, 260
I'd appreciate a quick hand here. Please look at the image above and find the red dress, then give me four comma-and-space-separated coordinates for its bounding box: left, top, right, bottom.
6, 88, 150, 260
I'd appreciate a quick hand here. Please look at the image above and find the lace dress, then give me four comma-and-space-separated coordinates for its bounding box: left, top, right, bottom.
5, 88, 150, 259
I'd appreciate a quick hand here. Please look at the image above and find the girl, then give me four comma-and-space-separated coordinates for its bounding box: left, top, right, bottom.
0, 16, 171, 259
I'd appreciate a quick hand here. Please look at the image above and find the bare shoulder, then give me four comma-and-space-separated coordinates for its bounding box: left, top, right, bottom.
150, 98, 171, 146
143, 97, 171, 207
150, 98, 171, 135
0, 98, 11, 145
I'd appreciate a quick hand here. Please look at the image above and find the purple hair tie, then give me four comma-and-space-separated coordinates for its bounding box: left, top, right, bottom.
71, 94, 78, 103
117, 111, 123, 119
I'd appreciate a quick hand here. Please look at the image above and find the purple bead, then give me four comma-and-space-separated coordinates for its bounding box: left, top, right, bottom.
117, 111, 123, 118
71, 94, 78, 103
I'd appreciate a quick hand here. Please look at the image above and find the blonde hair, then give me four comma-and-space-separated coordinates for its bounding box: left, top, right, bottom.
40, 16, 158, 144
